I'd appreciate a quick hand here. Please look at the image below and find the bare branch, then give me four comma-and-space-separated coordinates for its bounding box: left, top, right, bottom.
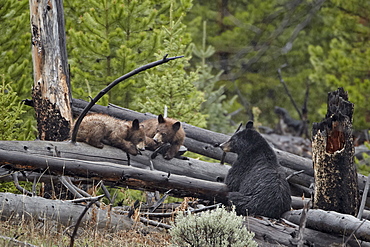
71, 55, 184, 143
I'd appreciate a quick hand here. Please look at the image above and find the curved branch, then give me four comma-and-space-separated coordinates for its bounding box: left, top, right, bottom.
71, 55, 184, 143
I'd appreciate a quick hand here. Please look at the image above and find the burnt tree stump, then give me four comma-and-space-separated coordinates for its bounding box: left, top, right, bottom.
312, 87, 359, 216
29, 0, 72, 141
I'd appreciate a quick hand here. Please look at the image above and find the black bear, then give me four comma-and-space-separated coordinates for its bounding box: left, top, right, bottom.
220, 121, 291, 218
74, 113, 146, 155
141, 114, 185, 160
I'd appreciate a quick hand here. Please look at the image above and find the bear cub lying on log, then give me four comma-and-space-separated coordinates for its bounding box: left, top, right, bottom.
220, 121, 291, 218
141, 114, 185, 160
74, 113, 146, 155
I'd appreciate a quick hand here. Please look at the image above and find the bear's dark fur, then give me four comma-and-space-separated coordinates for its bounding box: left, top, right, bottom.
220, 121, 291, 218
74, 113, 146, 155
141, 114, 185, 160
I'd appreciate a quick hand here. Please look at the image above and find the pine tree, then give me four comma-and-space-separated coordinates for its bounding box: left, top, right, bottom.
0, 77, 35, 141
65, 0, 164, 107
185, 0, 329, 128
0, 1, 33, 100
0, 1, 35, 139
192, 21, 232, 132
308, 0, 370, 129
138, 0, 207, 127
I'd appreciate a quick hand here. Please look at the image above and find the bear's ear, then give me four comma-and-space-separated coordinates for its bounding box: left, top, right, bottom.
158, 114, 165, 124
132, 119, 140, 130
245, 121, 254, 129
172, 122, 181, 132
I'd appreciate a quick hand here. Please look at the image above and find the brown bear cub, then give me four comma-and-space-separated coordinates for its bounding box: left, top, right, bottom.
74, 113, 146, 155
141, 114, 185, 160
220, 121, 291, 218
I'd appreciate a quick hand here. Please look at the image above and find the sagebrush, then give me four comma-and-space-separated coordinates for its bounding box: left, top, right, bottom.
169, 206, 257, 247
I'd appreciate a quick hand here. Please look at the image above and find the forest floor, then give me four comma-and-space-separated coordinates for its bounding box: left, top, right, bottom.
0, 218, 172, 247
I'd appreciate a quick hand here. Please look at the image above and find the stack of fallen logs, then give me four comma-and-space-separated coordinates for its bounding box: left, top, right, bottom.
71, 99, 370, 202
0, 98, 369, 246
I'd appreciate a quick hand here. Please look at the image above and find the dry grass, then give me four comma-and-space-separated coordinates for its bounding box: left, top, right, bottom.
0, 217, 172, 247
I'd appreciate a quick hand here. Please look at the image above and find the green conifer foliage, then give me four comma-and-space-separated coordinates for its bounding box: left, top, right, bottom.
0, 78, 34, 141
138, 1, 207, 127
0, 1, 33, 100
192, 21, 232, 132
309, 0, 370, 129
185, 0, 329, 128
0, 1, 36, 139
65, 0, 163, 107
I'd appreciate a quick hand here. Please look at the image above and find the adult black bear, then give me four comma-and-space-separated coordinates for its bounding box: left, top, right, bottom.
220, 121, 291, 218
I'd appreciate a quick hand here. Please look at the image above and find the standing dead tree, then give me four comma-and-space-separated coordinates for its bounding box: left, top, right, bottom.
312, 87, 359, 216
29, 0, 72, 141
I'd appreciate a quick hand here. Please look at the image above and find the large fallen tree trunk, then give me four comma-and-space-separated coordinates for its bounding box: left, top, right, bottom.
70, 99, 370, 200
283, 209, 370, 243
2, 142, 370, 245
0, 192, 133, 232
0, 148, 229, 202
0, 140, 230, 183
0, 140, 314, 198
71, 99, 314, 173
247, 216, 370, 247
0, 139, 369, 207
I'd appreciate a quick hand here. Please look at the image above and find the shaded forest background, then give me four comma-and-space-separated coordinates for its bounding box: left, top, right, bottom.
1, 0, 369, 140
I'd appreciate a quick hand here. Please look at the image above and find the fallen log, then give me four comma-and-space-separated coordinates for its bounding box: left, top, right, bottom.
0, 192, 133, 232
0, 148, 229, 202
2, 144, 370, 246
1, 138, 369, 207
70, 99, 370, 199
71, 99, 315, 175
0, 140, 229, 183
282, 209, 370, 243
246, 216, 370, 247
0, 139, 314, 202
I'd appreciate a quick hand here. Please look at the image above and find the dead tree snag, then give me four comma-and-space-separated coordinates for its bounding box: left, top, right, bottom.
29, 0, 72, 141
312, 87, 359, 215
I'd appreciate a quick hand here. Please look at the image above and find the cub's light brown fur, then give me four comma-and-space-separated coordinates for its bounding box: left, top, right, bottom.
74, 113, 145, 155
141, 114, 185, 159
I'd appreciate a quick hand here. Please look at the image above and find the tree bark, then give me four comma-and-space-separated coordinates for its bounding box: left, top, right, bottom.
70, 98, 370, 198
29, 0, 72, 141
0, 147, 229, 202
282, 209, 370, 243
248, 215, 370, 247
0, 192, 133, 231
312, 88, 359, 215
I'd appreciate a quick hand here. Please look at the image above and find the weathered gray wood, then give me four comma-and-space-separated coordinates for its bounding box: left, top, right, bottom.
0, 140, 230, 183
0, 148, 229, 202
246, 216, 370, 247
71, 98, 370, 197
312, 88, 359, 215
282, 209, 370, 243
0, 192, 132, 231
29, 0, 72, 141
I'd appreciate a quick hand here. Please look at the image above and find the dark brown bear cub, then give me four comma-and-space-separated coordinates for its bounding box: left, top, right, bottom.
220, 121, 291, 218
74, 113, 145, 155
141, 114, 185, 160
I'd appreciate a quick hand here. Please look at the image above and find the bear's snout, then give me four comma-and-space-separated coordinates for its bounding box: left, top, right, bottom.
137, 142, 146, 151
220, 141, 231, 152
153, 133, 163, 143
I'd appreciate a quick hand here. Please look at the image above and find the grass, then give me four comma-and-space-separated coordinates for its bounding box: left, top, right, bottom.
0, 217, 172, 247
0, 182, 177, 246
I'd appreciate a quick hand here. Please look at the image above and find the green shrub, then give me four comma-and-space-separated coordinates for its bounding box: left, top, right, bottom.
0, 78, 35, 141
169, 206, 257, 247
